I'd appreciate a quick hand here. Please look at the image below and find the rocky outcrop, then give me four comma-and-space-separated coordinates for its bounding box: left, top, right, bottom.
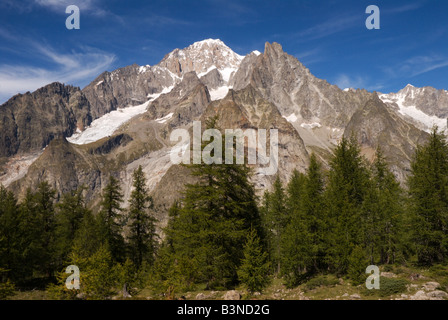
146, 71, 211, 126
9, 137, 101, 201
200, 68, 224, 90
0, 82, 91, 158
409, 282, 447, 300
344, 96, 428, 182
82, 64, 178, 120
89, 133, 133, 155
201, 85, 309, 189
223, 290, 241, 300
380, 84, 448, 120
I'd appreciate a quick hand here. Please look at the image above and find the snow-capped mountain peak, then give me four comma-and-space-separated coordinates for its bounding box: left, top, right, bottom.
157, 39, 245, 102
159, 38, 243, 78
379, 84, 448, 133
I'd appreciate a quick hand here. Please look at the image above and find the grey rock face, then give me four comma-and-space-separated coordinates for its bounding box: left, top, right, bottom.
233, 42, 375, 129
0, 82, 91, 158
344, 96, 428, 183
199, 68, 224, 90
2, 39, 443, 227
200, 85, 309, 189
146, 72, 211, 129
82, 64, 178, 120
9, 137, 102, 201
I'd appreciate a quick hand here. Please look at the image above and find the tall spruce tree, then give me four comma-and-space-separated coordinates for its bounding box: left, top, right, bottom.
408, 128, 448, 265
0, 186, 21, 281
280, 170, 308, 287
281, 155, 327, 287
72, 209, 102, 260
98, 176, 126, 263
362, 148, 404, 265
302, 154, 327, 273
21, 182, 57, 278
325, 136, 370, 274
127, 166, 157, 269
265, 175, 287, 274
55, 187, 89, 267
237, 227, 270, 293
163, 117, 261, 289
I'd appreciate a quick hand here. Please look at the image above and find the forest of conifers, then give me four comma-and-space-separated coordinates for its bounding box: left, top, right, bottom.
1, 127, 447, 300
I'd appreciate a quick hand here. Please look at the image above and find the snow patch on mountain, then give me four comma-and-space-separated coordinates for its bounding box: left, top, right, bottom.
209, 86, 230, 101
68, 100, 151, 145
220, 67, 237, 83
283, 113, 298, 123
139, 65, 150, 74
197, 66, 218, 78
147, 85, 175, 100
301, 122, 322, 129
0, 151, 43, 187
379, 92, 447, 133
155, 113, 174, 124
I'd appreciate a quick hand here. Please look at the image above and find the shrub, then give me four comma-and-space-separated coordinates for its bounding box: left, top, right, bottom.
0, 279, 15, 300
382, 265, 394, 272
304, 275, 339, 291
363, 276, 408, 297
428, 264, 448, 278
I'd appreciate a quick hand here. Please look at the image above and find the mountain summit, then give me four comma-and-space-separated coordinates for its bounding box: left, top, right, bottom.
159, 39, 244, 79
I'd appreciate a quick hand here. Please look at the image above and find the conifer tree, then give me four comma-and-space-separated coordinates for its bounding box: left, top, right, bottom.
302, 154, 327, 273
98, 176, 126, 263
237, 227, 270, 293
30, 182, 57, 278
281, 155, 326, 287
408, 128, 448, 265
362, 148, 404, 265
55, 187, 89, 266
280, 170, 308, 287
72, 209, 102, 260
0, 186, 21, 281
265, 175, 287, 274
127, 166, 157, 269
325, 136, 370, 274
347, 245, 368, 285
163, 117, 261, 289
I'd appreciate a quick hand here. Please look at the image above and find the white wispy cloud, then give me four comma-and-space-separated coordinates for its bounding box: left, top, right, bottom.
296, 15, 360, 41
294, 48, 324, 65
384, 54, 448, 78
0, 44, 115, 103
334, 74, 383, 91
384, 3, 423, 14
35, 0, 94, 12
34, 0, 117, 18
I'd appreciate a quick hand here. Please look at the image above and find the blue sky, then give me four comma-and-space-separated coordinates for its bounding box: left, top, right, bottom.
0, 0, 447, 103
